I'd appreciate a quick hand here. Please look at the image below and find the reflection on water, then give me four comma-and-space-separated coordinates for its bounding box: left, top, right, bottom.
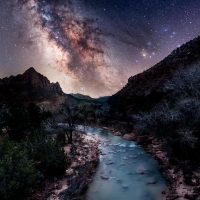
80, 126, 167, 200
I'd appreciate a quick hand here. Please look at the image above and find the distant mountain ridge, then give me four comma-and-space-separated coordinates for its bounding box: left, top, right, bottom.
108, 36, 200, 112
69, 93, 110, 102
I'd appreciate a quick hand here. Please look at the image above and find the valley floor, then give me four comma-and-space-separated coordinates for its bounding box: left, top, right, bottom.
26, 125, 200, 200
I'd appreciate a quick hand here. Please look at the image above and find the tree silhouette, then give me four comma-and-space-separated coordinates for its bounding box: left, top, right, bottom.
60, 103, 88, 144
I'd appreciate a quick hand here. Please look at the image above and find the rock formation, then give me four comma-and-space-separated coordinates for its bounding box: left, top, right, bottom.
108, 36, 200, 112
0, 67, 64, 103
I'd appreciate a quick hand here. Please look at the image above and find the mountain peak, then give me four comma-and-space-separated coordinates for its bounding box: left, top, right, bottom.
0, 67, 64, 102
22, 67, 50, 86
26, 67, 36, 72
23, 67, 39, 75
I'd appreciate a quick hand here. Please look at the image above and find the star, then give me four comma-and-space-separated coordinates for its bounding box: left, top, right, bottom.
0, 0, 200, 97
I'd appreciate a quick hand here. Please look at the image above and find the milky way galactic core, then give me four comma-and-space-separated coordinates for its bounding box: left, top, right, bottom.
0, 0, 200, 97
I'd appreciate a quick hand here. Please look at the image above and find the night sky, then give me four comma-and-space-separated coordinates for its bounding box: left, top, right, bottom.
0, 0, 200, 97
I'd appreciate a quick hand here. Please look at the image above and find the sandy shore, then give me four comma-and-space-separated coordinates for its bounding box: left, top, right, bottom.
27, 131, 101, 200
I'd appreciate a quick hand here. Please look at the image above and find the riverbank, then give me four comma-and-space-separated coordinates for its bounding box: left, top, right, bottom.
102, 126, 200, 200
139, 135, 200, 200
27, 131, 101, 200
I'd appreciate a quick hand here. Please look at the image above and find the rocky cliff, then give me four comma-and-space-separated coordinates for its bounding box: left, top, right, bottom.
108, 36, 200, 112
0, 67, 64, 103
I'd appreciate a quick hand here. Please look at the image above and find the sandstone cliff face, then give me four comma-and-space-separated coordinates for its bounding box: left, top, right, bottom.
0, 67, 63, 95
108, 36, 200, 111
23, 67, 51, 86
0, 67, 64, 103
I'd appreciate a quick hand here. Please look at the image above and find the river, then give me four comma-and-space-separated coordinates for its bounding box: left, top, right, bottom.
81, 126, 167, 200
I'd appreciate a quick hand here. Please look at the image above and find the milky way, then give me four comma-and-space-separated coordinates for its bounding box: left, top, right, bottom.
0, 0, 200, 97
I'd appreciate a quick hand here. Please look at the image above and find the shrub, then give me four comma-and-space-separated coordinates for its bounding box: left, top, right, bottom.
0, 137, 36, 200
133, 64, 200, 162
164, 63, 200, 99
23, 129, 67, 176
134, 99, 200, 159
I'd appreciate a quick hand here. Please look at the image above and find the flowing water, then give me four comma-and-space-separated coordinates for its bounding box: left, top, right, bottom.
81, 126, 167, 200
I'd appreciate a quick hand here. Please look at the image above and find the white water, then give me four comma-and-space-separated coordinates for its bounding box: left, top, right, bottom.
79, 126, 167, 200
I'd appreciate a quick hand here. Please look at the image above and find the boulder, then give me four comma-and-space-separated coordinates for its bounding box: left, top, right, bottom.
147, 181, 156, 184
114, 131, 122, 136
106, 161, 114, 165
123, 133, 136, 140
101, 176, 109, 180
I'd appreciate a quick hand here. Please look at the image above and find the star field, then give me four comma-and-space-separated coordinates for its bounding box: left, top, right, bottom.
0, 0, 200, 97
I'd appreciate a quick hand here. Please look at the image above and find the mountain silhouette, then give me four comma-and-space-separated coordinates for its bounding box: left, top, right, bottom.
108, 36, 200, 112
0, 67, 64, 104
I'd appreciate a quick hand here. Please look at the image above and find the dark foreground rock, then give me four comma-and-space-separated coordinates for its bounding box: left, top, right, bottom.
122, 133, 136, 140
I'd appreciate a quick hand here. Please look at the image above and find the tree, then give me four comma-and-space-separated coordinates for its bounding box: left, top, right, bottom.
98, 103, 110, 124
59, 103, 88, 144
50, 101, 109, 144
0, 103, 52, 141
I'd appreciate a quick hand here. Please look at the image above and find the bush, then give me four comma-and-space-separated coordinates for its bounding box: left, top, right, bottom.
164, 63, 200, 99
0, 137, 36, 200
23, 129, 67, 176
134, 99, 200, 159
133, 64, 200, 162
